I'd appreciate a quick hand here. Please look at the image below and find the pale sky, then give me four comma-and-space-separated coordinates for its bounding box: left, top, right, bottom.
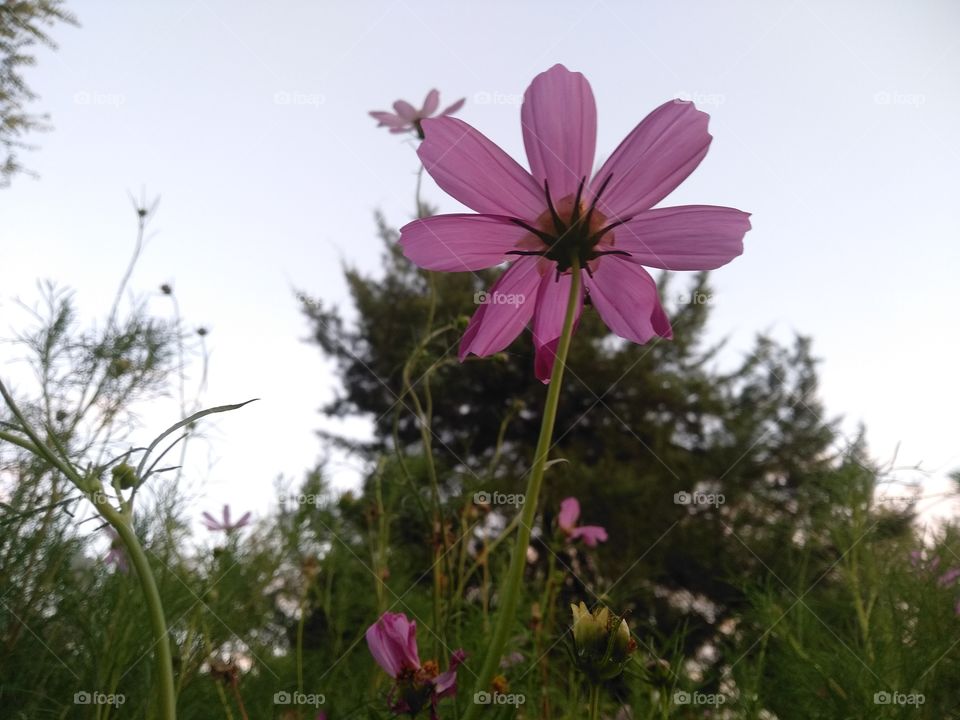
1, 1, 958, 525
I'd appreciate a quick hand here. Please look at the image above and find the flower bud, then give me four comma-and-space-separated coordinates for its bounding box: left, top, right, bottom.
570, 601, 636, 681
111, 463, 138, 489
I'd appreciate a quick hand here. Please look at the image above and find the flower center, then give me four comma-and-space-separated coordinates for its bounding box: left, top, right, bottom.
507, 174, 633, 278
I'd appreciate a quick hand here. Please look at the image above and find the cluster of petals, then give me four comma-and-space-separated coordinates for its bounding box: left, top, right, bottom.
201, 504, 252, 533
398, 64, 751, 382
366, 612, 465, 718
370, 90, 465, 137
558, 497, 608, 547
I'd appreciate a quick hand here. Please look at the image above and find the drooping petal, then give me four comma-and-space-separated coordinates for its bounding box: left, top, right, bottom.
614, 205, 750, 270
440, 97, 465, 116
366, 612, 420, 678
585, 260, 672, 344
418, 117, 545, 218
558, 497, 581, 532
521, 64, 597, 201
532, 271, 584, 383
459, 258, 542, 360
369, 111, 408, 129
432, 649, 466, 699
399, 214, 528, 271
393, 99, 418, 122
591, 100, 711, 218
421, 89, 440, 117
570, 525, 608, 547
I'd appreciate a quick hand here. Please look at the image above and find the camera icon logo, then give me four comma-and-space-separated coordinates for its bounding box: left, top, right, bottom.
74, 691, 92, 705
473, 491, 491, 505
673, 491, 691, 505
474, 690, 492, 704
874, 691, 891, 705
673, 690, 691, 705
274, 691, 292, 704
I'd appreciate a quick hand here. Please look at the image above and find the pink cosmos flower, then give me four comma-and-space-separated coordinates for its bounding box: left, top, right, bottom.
370, 90, 465, 139
201, 504, 251, 533
558, 497, 608, 547
366, 612, 466, 719
399, 64, 751, 382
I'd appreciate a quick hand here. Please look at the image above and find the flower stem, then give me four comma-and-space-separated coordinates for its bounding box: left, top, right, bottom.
94, 496, 177, 720
462, 260, 582, 716
589, 684, 601, 720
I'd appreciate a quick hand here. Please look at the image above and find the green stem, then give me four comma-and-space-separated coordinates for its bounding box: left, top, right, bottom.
94, 496, 177, 720
462, 260, 582, 715
589, 684, 601, 720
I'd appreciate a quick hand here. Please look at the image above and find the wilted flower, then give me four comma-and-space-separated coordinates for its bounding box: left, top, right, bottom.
370, 89, 465, 139
399, 64, 750, 382
557, 497, 607, 547
201, 505, 251, 533
570, 601, 636, 681
366, 612, 466, 719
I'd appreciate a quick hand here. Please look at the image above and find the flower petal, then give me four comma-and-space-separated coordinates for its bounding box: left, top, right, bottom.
422, 89, 439, 116
522, 64, 597, 201
369, 111, 407, 129
558, 497, 581, 532
614, 205, 750, 270
393, 99, 418, 122
585, 260, 672, 344
418, 117, 545, 218
459, 258, 541, 360
591, 100, 711, 218
441, 97, 465, 116
532, 271, 584, 383
365, 612, 420, 677
570, 525, 608, 547
399, 214, 528, 271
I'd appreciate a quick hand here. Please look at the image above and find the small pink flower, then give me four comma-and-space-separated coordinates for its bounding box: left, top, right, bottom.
558, 497, 608, 547
201, 504, 251, 533
365, 613, 465, 719
938, 567, 960, 587
370, 89, 465, 139
399, 64, 750, 382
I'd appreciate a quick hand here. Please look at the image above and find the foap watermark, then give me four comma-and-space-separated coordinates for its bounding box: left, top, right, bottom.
675, 90, 726, 108
474, 690, 526, 706
473, 90, 523, 106
873, 90, 925, 107
677, 290, 715, 305
273, 690, 326, 707
474, 290, 525, 307
274, 90, 326, 108
474, 491, 524, 508
874, 691, 925, 706
673, 690, 726, 706
74, 91, 125, 108
74, 691, 125, 707
279, 492, 322, 507
674, 490, 725, 508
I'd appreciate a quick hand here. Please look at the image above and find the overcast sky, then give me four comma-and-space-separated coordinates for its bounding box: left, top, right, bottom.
2, 0, 958, 526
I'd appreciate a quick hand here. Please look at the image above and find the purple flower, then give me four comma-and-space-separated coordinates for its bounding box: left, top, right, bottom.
399, 64, 750, 382
366, 612, 465, 719
370, 90, 465, 138
558, 497, 608, 547
201, 504, 251, 533
938, 567, 960, 588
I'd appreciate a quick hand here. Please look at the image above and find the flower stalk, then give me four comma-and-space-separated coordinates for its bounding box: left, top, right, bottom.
463, 259, 582, 715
